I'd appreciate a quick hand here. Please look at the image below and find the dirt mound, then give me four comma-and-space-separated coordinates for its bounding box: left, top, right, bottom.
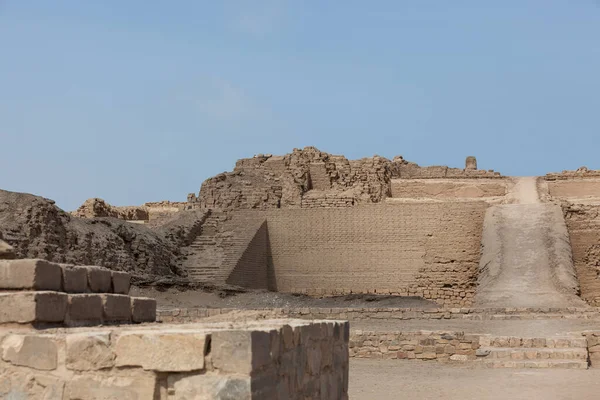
0, 189, 207, 281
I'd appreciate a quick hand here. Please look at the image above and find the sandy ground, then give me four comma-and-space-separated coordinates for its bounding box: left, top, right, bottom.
131, 286, 438, 309
349, 359, 600, 400
475, 177, 586, 308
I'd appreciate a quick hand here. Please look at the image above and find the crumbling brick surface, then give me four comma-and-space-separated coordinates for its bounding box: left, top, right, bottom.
562, 203, 600, 306
260, 202, 486, 306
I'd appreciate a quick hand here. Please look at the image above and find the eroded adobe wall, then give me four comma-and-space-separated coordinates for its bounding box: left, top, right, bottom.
390, 179, 508, 199
262, 203, 487, 306
562, 203, 600, 305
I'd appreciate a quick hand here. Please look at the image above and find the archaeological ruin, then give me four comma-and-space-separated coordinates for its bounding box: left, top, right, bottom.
6, 146, 600, 398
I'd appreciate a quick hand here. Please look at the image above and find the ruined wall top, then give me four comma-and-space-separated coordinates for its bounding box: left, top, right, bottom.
545, 167, 600, 181
194, 147, 502, 211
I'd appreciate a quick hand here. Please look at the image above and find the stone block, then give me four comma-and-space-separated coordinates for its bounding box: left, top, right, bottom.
211, 330, 271, 374
168, 374, 251, 400
66, 294, 103, 325
60, 265, 88, 293
115, 331, 207, 371
87, 266, 112, 293
0, 259, 62, 290
64, 374, 157, 400
101, 294, 131, 322
0, 291, 67, 323
0, 371, 65, 399
2, 334, 58, 370
66, 332, 114, 371
111, 271, 131, 294
131, 297, 156, 323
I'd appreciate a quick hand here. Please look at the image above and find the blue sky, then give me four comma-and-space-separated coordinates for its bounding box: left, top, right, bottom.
1, 1, 600, 210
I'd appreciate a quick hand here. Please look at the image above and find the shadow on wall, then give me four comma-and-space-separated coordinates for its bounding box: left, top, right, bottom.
222, 203, 486, 307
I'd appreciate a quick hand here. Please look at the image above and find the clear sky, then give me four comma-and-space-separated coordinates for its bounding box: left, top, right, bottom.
1, 1, 599, 211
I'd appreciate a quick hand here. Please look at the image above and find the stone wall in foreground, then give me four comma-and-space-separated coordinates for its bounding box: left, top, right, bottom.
0, 319, 349, 399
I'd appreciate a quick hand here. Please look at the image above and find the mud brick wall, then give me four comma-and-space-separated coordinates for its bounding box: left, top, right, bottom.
300, 194, 355, 208
548, 180, 600, 199
390, 180, 507, 199
226, 221, 271, 289
264, 203, 487, 306
0, 319, 349, 400
397, 164, 502, 179
562, 204, 600, 305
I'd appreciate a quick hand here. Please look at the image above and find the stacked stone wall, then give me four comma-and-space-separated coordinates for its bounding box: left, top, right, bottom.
0, 319, 349, 399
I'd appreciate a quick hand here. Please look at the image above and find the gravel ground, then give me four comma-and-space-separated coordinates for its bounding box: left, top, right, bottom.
131, 286, 438, 309
350, 359, 600, 400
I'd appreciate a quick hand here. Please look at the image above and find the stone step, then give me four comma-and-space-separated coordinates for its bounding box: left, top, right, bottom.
482, 347, 588, 360
482, 359, 588, 369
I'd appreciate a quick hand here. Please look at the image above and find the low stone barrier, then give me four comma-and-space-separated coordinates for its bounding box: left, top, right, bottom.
157, 306, 600, 324
0, 319, 349, 399
349, 330, 589, 368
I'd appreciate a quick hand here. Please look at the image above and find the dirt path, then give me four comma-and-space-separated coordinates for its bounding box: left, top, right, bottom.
350, 359, 600, 400
475, 177, 585, 308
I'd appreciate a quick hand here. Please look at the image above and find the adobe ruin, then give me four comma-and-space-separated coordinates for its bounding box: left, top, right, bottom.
7, 148, 600, 397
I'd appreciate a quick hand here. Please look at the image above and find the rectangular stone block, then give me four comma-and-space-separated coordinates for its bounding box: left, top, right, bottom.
65, 374, 157, 400
115, 331, 207, 371
131, 297, 156, 323
168, 374, 251, 400
111, 271, 131, 294
0, 291, 67, 323
66, 332, 114, 371
2, 334, 58, 370
211, 330, 271, 374
0, 259, 62, 291
86, 266, 112, 293
101, 294, 131, 322
66, 294, 103, 325
60, 265, 88, 293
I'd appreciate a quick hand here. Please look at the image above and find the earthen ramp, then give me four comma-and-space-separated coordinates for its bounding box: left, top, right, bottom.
475, 177, 586, 308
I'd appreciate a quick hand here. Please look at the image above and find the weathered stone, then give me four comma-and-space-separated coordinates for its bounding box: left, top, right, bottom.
476, 348, 491, 357
212, 330, 271, 374
0, 259, 62, 290
111, 271, 131, 294
101, 294, 131, 322
87, 266, 112, 292
2, 334, 58, 370
0, 291, 67, 323
0, 371, 64, 399
66, 294, 103, 324
450, 354, 468, 362
115, 331, 207, 371
60, 264, 88, 293
64, 373, 157, 400
130, 296, 156, 323
0, 238, 15, 259
66, 332, 114, 371
168, 374, 251, 400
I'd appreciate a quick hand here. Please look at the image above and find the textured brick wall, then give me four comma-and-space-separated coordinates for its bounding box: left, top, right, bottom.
562, 204, 600, 305
225, 221, 271, 289
263, 203, 487, 306
390, 180, 507, 199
